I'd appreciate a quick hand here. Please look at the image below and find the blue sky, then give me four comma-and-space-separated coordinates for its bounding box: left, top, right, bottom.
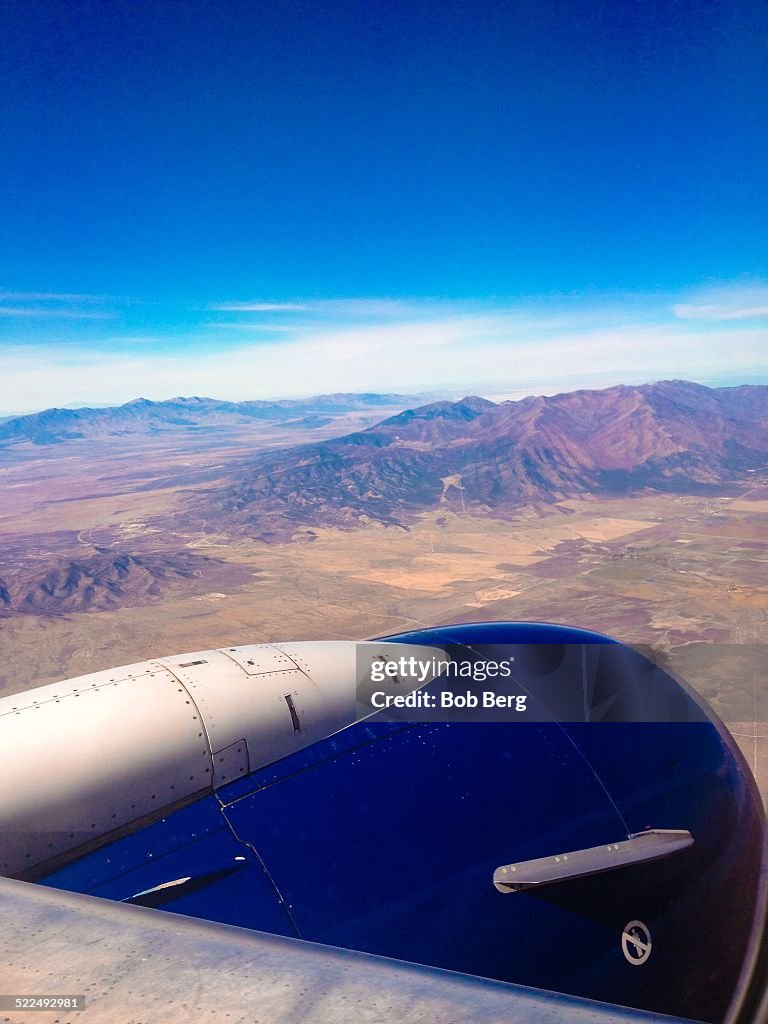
0, 0, 766, 413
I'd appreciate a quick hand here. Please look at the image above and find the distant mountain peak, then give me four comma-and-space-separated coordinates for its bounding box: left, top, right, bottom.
456, 395, 497, 411
121, 397, 155, 407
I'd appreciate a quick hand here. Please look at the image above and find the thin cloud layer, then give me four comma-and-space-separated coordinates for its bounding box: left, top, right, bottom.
0, 283, 765, 415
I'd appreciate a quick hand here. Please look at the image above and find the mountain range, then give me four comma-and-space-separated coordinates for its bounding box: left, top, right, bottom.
1, 379, 765, 617
0, 393, 423, 446
200, 380, 768, 538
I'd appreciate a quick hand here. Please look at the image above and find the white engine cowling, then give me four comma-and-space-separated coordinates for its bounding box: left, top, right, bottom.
0, 641, 447, 879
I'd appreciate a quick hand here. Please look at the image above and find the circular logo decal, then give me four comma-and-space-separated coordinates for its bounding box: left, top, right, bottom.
621, 920, 652, 966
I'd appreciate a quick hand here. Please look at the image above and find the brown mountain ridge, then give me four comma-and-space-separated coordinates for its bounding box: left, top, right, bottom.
0, 550, 249, 617
196, 380, 768, 539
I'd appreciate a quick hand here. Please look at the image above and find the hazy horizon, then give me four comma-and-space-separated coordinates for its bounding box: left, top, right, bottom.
2, 366, 768, 422
1, 283, 767, 416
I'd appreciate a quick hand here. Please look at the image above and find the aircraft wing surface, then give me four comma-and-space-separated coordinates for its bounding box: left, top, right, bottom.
0, 876, 696, 1024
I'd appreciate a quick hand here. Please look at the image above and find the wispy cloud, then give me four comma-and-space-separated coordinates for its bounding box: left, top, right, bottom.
213, 322, 312, 333
674, 303, 768, 321
208, 301, 308, 312
672, 282, 768, 321
0, 291, 109, 302
0, 289, 121, 322
208, 297, 439, 319
0, 306, 115, 319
